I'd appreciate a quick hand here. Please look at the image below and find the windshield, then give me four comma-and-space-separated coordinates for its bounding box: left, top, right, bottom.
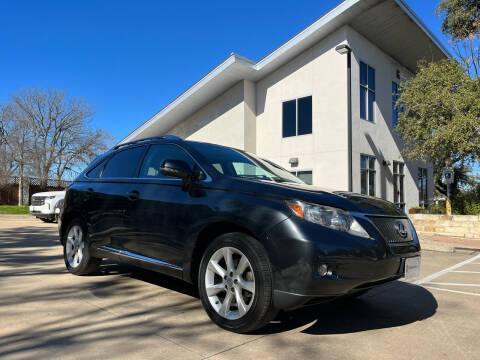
189, 142, 304, 184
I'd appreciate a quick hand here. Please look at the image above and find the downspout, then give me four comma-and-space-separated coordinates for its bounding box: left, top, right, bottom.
335, 44, 353, 192
347, 51, 352, 192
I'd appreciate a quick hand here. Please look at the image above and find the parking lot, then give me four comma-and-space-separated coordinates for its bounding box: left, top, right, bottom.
0, 216, 478, 360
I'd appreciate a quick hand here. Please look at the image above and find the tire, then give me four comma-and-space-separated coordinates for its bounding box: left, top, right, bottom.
198, 232, 277, 333
63, 217, 101, 275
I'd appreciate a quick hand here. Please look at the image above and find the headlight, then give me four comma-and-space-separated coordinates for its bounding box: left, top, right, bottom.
47, 196, 56, 199
287, 201, 371, 238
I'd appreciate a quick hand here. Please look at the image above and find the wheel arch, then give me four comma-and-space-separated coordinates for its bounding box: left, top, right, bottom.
185, 221, 259, 284
59, 210, 85, 245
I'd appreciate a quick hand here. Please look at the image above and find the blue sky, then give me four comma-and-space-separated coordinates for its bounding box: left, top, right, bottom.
0, 0, 447, 142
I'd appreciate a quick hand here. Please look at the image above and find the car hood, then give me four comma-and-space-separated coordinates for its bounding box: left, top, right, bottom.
32, 191, 66, 197
245, 181, 405, 216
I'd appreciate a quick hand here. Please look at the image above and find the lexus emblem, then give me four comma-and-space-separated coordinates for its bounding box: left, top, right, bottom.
395, 222, 408, 238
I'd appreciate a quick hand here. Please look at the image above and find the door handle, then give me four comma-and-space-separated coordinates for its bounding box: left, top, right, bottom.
126, 190, 140, 200
86, 187, 94, 196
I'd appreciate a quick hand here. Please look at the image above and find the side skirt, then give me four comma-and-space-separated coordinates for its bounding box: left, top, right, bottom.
92, 246, 184, 280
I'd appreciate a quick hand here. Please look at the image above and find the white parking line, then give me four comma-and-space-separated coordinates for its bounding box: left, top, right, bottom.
451, 270, 480, 274
425, 282, 480, 287
415, 253, 480, 285
424, 286, 480, 297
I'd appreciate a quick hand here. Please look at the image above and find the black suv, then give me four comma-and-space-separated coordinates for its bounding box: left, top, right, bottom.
59, 135, 421, 333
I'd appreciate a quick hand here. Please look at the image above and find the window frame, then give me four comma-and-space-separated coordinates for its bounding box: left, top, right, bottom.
360, 61, 375, 122
392, 81, 403, 128
393, 161, 405, 210
85, 159, 107, 179
360, 154, 376, 196
418, 167, 428, 207
290, 169, 313, 185
100, 145, 147, 179
282, 95, 313, 138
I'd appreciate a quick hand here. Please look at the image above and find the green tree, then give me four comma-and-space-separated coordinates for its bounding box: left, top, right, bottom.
437, 0, 480, 77
397, 59, 480, 170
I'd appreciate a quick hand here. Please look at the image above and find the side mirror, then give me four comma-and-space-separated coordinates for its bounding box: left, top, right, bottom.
160, 159, 192, 179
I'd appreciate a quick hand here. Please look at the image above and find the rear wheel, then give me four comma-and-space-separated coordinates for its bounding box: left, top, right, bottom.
63, 218, 101, 275
198, 233, 277, 333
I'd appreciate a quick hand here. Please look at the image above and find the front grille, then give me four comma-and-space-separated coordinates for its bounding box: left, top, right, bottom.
368, 217, 413, 244
31, 197, 46, 206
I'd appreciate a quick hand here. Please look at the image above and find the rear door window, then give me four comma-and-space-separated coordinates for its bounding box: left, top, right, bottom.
86, 160, 106, 178
102, 146, 146, 178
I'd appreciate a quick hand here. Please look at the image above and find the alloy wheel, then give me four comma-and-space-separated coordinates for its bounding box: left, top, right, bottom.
205, 247, 255, 320
65, 225, 84, 268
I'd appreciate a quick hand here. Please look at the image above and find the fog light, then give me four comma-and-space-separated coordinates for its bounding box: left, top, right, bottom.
318, 264, 329, 277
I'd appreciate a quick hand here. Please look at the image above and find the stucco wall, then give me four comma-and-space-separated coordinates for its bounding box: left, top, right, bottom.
255, 27, 349, 190
166, 24, 432, 211
167, 81, 246, 149
346, 26, 433, 210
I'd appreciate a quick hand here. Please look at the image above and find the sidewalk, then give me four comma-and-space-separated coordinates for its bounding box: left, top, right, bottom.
420, 234, 480, 252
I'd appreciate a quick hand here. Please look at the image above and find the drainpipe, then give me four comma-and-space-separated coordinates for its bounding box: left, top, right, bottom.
335, 44, 353, 192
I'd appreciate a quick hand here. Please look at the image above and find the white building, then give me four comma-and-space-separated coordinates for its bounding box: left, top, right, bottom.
121, 0, 449, 211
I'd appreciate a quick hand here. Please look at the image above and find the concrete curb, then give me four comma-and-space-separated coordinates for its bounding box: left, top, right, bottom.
420, 238, 480, 253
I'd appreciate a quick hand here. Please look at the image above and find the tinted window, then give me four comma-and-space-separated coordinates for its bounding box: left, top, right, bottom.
368, 66, 375, 91
139, 144, 196, 178
291, 170, 313, 185
360, 62, 367, 86
297, 96, 312, 135
102, 146, 145, 178
282, 100, 296, 137
189, 142, 303, 184
297, 170, 313, 185
86, 160, 105, 178
360, 154, 375, 196
360, 62, 375, 122
283, 97, 312, 137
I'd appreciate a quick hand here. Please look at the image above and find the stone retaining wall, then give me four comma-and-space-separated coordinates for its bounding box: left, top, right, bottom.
409, 214, 480, 239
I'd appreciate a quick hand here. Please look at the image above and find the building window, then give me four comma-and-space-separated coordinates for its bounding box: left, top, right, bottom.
282, 96, 312, 137
361, 155, 376, 196
290, 170, 313, 185
392, 82, 404, 128
360, 62, 375, 122
418, 167, 428, 207
393, 161, 405, 210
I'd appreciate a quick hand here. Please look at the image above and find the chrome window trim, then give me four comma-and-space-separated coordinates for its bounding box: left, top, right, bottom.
99, 246, 183, 271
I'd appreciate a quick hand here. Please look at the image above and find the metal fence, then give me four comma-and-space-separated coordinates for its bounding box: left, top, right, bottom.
0, 177, 71, 205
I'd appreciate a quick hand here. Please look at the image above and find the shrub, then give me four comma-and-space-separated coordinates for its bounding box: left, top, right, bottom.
429, 202, 446, 214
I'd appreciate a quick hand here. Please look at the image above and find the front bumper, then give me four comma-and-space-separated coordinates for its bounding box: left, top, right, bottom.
262, 215, 421, 309
29, 205, 55, 219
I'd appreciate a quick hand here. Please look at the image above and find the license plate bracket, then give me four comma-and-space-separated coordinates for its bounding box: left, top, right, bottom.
404, 256, 421, 279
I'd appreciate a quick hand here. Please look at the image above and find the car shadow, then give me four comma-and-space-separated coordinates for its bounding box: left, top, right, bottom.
258, 281, 437, 335
97, 262, 437, 335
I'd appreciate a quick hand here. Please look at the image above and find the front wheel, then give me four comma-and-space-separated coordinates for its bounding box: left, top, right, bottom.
198, 233, 277, 333
63, 218, 101, 275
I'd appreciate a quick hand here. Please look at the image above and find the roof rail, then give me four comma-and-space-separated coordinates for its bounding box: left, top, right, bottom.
114, 135, 182, 149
